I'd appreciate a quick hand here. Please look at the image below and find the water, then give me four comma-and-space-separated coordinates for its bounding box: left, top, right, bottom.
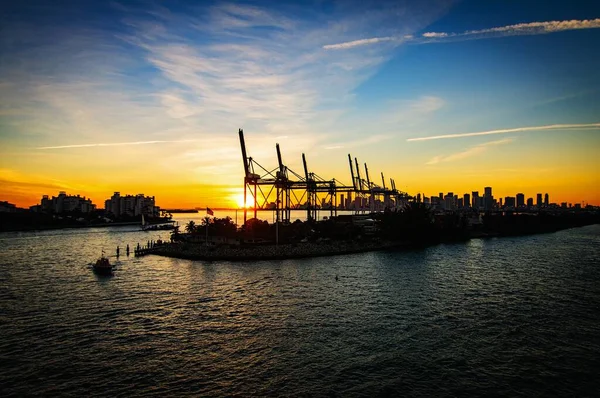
1, 224, 599, 396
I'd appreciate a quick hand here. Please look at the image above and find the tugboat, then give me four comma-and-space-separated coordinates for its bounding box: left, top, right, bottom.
93, 251, 113, 275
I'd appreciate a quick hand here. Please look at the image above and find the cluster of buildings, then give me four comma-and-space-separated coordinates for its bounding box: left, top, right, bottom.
418, 187, 576, 211
30, 192, 96, 214
260, 187, 580, 213
103, 192, 159, 217
26, 191, 160, 217
0, 201, 19, 213
263, 192, 392, 212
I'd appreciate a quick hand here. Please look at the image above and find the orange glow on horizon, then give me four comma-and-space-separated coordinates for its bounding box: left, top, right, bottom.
1, 165, 598, 209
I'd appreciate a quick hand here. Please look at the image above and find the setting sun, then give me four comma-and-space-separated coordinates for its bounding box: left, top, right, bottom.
229, 193, 255, 209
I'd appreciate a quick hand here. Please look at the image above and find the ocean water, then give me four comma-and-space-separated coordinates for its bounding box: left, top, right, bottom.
1, 223, 599, 397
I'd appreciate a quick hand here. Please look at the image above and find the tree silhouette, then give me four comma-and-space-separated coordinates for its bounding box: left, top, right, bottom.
185, 220, 196, 234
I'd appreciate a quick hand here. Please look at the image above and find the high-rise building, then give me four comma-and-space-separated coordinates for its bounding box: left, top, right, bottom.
340, 194, 345, 210
35, 192, 96, 214
544, 193, 549, 206
505, 196, 516, 208
104, 192, 158, 217
516, 193, 525, 208
484, 187, 493, 211
536, 193, 543, 207
444, 193, 454, 210
527, 198, 533, 207
463, 193, 471, 208
472, 191, 479, 209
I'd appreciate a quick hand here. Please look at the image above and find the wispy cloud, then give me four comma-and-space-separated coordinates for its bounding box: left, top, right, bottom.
324, 134, 392, 150
426, 138, 513, 165
37, 140, 198, 150
324, 18, 600, 50
408, 123, 600, 142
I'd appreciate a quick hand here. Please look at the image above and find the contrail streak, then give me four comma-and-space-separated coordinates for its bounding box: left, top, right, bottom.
324, 18, 600, 50
37, 139, 198, 150
407, 123, 600, 142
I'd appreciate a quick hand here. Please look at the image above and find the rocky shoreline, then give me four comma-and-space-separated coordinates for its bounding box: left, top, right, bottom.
150, 240, 409, 261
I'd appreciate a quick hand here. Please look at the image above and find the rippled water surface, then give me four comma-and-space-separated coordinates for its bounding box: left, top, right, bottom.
1, 224, 599, 397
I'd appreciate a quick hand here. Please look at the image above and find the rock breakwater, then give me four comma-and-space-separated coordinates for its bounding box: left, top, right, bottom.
151, 240, 404, 261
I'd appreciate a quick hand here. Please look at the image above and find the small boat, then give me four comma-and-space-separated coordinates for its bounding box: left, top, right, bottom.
93, 252, 113, 275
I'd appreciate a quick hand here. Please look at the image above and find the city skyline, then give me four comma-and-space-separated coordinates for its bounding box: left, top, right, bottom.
4, 185, 594, 214
1, 1, 599, 208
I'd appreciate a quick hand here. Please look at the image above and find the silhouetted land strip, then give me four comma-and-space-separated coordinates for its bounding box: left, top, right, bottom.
145, 208, 599, 261
0, 212, 172, 232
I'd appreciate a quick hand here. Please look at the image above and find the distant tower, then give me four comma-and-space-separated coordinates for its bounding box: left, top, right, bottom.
472, 191, 479, 209
536, 193, 543, 207
484, 187, 493, 211
544, 193, 549, 206
463, 193, 470, 208
516, 193, 525, 208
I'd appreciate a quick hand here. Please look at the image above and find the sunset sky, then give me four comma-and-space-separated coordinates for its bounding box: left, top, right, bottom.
1, 0, 599, 209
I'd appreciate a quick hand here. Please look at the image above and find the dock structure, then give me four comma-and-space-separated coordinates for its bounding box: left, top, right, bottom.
238, 129, 410, 225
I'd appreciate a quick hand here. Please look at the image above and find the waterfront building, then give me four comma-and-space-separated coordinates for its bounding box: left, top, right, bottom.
31, 192, 96, 214
104, 192, 158, 217
527, 198, 534, 207
463, 193, 470, 208
544, 193, 549, 206
516, 193, 525, 208
537, 193, 543, 207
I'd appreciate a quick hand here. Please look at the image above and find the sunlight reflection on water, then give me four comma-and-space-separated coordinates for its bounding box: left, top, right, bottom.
1, 224, 599, 396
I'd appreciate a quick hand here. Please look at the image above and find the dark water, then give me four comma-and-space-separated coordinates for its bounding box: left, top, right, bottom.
1, 224, 599, 397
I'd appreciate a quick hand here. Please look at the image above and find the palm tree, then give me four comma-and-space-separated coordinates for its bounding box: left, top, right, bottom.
185, 220, 196, 234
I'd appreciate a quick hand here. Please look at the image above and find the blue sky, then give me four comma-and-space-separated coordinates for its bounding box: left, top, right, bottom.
1, 0, 599, 206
